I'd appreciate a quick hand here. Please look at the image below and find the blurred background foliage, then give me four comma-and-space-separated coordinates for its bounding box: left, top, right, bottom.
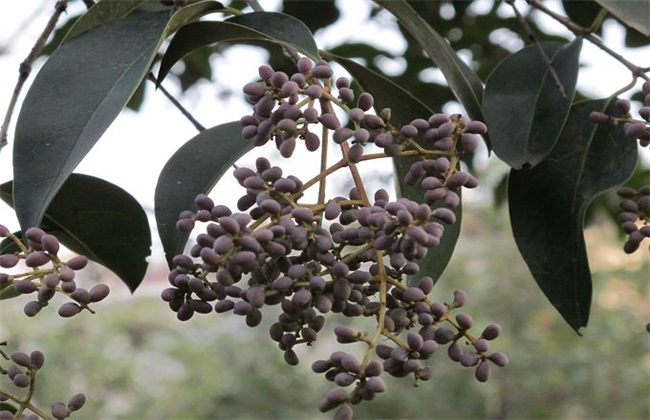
2, 0, 649, 418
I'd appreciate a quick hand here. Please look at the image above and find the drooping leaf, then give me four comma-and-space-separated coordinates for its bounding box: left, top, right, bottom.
13, 11, 170, 232
595, 0, 650, 36
62, 0, 149, 42
330, 53, 462, 285
484, 39, 582, 169
1, 174, 151, 292
157, 12, 319, 85
155, 121, 254, 268
375, 0, 486, 129
507, 99, 637, 333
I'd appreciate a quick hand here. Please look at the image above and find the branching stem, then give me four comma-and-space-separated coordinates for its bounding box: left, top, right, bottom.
527, 0, 650, 81
509, 0, 567, 98
0, 0, 70, 152
147, 72, 206, 132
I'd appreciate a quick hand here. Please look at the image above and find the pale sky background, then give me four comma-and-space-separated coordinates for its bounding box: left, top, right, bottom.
0, 0, 648, 270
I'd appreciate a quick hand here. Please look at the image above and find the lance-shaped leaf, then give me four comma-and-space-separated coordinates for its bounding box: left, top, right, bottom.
155, 121, 254, 267
375, 0, 486, 128
0, 174, 151, 292
158, 11, 319, 85
508, 99, 637, 333
484, 39, 582, 169
164, 0, 227, 37
330, 53, 462, 284
62, 0, 149, 42
13, 11, 170, 232
595, 0, 650, 36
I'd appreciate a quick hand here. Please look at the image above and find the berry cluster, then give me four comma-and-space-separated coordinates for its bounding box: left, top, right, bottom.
589, 82, 650, 255
0, 225, 109, 318
589, 81, 650, 147
164, 58, 506, 418
0, 343, 86, 419
616, 186, 650, 253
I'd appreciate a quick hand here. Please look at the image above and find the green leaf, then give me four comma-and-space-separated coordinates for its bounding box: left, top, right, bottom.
225, 12, 319, 57
281, 0, 340, 33
164, 0, 227, 37
155, 122, 254, 268
484, 39, 582, 169
157, 11, 319, 85
595, 0, 650, 36
375, 1, 486, 128
1, 174, 151, 292
507, 99, 637, 332
329, 53, 462, 284
62, 0, 149, 42
13, 11, 170, 232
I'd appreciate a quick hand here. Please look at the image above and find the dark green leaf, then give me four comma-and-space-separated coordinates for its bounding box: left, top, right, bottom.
13, 11, 170, 232
375, 1, 486, 129
595, 0, 650, 36
63, 0, 149, 42
281, 0, 340, 33
164, 0, 228, 37
562, 0, 604, 31
126, 79, 147, 111
158, 12, 319, 86
329, 53, 462, 284
225, 12, 319, 57
507, 99, 637, 332
155, 121, 254, 268
484, 39, 582, 169
1, 174, 152, 292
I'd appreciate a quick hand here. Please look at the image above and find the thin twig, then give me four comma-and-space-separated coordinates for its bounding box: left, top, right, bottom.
147, 72, 206, 132
527, 0, 649, 81
245, 0, 264, 12
0, 0, 70, 152
509, 0, 567, 98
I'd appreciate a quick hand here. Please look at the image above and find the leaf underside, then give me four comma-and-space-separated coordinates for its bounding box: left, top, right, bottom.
507, 99, 637, 332
155, 122, 254, 268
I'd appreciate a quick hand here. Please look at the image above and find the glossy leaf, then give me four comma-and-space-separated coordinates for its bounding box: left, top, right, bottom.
507, 99, 637, 332
330, 53, 462, 285
484, 39, 582, 169
158, 11, 319, 85
63, 0, 149, 42
595, 0, 650, 36
155, 122, 254, 267
13, 11, 170, 232
0, 174, 151, 292
375, 0, 486, 129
